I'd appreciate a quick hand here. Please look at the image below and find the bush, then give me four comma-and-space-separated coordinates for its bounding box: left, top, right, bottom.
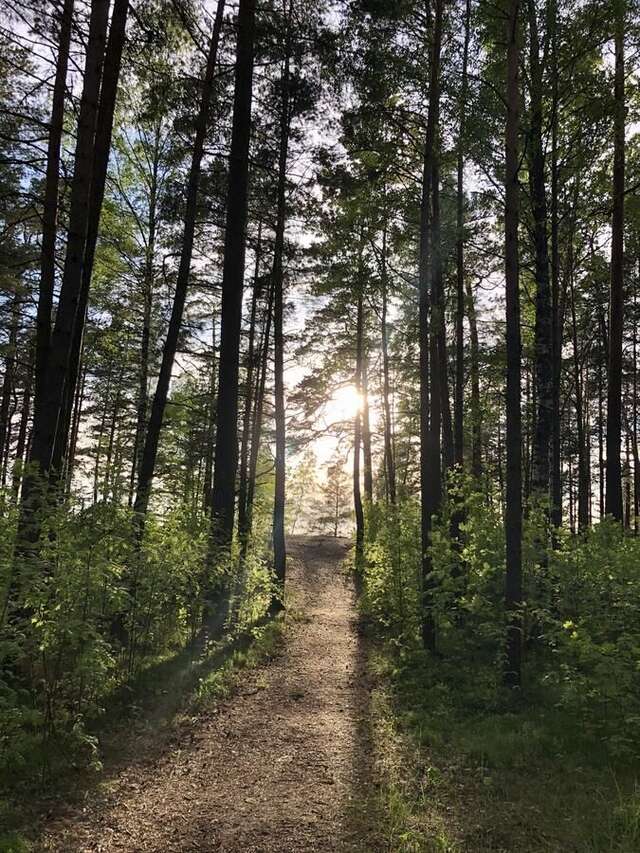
0, 493, 274, 786
360, 482, 640, 761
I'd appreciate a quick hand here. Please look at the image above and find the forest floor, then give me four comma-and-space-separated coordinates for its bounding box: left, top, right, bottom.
13, 535, 636, 852
35, 536, 385, 852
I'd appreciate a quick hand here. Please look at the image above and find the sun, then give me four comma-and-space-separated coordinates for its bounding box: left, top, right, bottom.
326, 385, 363, 421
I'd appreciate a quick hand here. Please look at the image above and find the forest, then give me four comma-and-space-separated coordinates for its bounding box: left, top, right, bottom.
1, 0, 640, 849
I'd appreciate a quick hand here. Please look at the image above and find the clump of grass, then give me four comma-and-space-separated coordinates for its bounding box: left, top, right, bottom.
193, 618, 284, 708
0, 830, 30, 853
365, 642, 640, 852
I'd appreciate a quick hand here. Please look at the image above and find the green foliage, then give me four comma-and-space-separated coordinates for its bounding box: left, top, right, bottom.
361, 485, 640, 762
0, 494, 274, 789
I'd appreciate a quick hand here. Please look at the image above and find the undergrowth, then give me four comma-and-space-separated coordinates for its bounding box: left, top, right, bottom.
358, 481, 640, 851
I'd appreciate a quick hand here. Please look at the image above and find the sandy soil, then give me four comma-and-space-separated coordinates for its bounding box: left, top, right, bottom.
38, 536, 382, 853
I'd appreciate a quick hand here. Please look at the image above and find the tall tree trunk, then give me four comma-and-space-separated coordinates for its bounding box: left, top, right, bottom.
434, 158, 453, 474
93, 365, 113, 505
362, 350, 374, 502
634, 273, 639, 532
419, 0, 443, 652
272, 16, 292, 603
202, 319, 218, 512
23, 0, 109, 508
569, 273, 589, 530
35, 0, 74, 424
237, 225, 263, 537
528, 0, 553, 503
133, 0, 225, 535
549, 0, 562, 529
211, 0, 257, 549
466, 278, 482, 482
51, 0, 131, 484
380, 223, 396, 503
454, 0, 471, 468
244, 281, 274, 542
354, 292, 365, 562
605, 2, 625, 522
0, 291, 21, 484
598, 361, 605, 518
130, 124, 160, 505
65, 358, 86, 495
504, 0, 522, 688
12, 349, 33, 499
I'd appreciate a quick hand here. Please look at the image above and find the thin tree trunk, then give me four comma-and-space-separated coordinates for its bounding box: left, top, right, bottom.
354, 292, 365, 562
130, 125, 160, 504
454, 0, 471, 468
362, 350, 373, 502
133, 0, 225, 536
549, 0, 562, 529
93, 365, 113, 505
466, 278, 482, 482
203, 318, 218, 511
66, 358, 86, 495
380, 223, 396, 503
237, 225, 263, 536
35, 0, 74, 425
245, 282, 274, 540
598, 362, 605, 518
528, 0, 553, 503
272, 13, 293, 601
419, 0, 443, 652
504, 0, 522, 688
0, 291, 21, 484
634, 271, 639, 532
12, 350, 33, 499
569, 272, 589, 530
605, 2, 625, 522
102, 384, 122, 503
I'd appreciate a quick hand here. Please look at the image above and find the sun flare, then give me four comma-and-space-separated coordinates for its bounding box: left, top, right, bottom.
326, 385, 363, 421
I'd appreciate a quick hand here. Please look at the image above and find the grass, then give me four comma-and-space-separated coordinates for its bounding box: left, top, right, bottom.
364, 640, 640, 852
192, 618, 285, 706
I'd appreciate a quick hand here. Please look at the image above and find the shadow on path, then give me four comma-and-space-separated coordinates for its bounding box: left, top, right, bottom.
36, 535, 383, 852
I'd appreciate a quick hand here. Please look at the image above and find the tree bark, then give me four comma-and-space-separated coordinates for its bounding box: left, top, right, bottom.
0, 290, 21, 484
605, 1, 625, 522
528, 0, 552, 504
569, 272, 589, 530
419, 0, 443, 652
211, 0, 257, 549
51, 0, 131, 486
272, 14, 292, 602
354, 292, 365, 562
130, 123, 161, 505
466, 278, 482, 482
34, 0, 74, 426
237, 225, 263, 537
24, 0, 109, 501
362, 350, 374, 502
454, 0, 471, 468
549, 0, 562, 529
380, 223, 396, 503
245, 281, 274, 542
504, 0, 523, 688
12, 349, 32, 499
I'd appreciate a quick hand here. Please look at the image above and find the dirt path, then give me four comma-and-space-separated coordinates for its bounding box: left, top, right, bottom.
39, 536, 381, 853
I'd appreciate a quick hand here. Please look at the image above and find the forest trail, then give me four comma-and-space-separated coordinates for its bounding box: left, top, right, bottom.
39, 536, 381, 853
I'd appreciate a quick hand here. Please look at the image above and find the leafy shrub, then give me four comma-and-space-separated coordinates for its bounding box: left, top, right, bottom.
0, 492, 274, 786
361, 483, 640, 761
